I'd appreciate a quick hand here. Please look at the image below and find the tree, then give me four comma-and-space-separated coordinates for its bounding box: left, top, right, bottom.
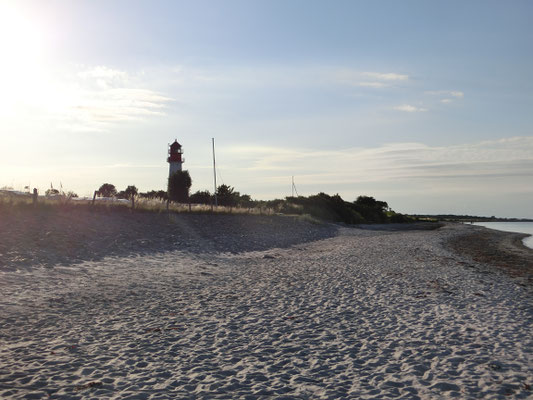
237, 193, 254, 208
156, 190, 167, 200
98, 183, 117, 198
140, 190, 168, 201
168, 171, 192, 202
124, 185, 138, 199
216, 184, 239, 207
190, 190, 212, 205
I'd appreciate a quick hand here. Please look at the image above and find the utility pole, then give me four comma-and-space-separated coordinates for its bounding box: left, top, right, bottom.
212, 138, 218, 207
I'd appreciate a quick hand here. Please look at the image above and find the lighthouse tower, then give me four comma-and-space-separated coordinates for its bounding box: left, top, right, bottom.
167, 139, 184, 177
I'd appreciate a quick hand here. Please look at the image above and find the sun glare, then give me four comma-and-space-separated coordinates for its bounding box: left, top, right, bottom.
0, 1, 50, 116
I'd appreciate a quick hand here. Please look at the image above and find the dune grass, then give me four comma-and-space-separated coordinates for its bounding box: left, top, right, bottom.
0, 192, 275, 216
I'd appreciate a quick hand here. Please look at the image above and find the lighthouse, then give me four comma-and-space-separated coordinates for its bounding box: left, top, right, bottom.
167, 139, 184, 177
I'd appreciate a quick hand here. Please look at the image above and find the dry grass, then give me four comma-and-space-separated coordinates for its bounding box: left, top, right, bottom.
0, 192, 275, 216
130, 197, 276, 215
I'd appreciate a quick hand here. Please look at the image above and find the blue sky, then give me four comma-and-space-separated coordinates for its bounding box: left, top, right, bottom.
1, 0, 532, 217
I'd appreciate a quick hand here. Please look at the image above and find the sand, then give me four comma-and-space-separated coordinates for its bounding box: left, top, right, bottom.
0, 208, 532, 399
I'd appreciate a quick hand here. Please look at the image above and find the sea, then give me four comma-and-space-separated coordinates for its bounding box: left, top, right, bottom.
472, 222, 533, 250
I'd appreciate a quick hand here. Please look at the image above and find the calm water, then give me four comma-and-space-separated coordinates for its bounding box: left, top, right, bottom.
473, 222, 533, 249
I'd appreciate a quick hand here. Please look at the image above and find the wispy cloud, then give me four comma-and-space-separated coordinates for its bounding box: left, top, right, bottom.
335, 69, 409, 88
221, 137, 533, 192
425, 90, 464, 97
7, 65, 174, 131
356, 81, 388, 88
393, 104, 427, 112
426, 90, 465, 105
72, 88, 172, 123
68, 66, 173, 125
362, 72, 409, 81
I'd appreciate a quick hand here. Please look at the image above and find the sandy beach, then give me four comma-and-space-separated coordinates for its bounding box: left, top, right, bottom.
0, 207, 532, 399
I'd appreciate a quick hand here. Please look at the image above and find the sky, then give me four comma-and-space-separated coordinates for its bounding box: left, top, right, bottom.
1, 0, 532, 218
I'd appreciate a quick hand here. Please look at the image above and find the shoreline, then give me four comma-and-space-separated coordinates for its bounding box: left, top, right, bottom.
445, 223, 533, 286
470, 221, 533, 250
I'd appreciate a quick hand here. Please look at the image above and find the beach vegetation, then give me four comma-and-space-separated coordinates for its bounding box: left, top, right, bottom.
1, 181, 415, 225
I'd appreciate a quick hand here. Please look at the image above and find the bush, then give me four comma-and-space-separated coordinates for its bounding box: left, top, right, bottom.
190, 190, 212, 205
350, 196, 389, 223
388, 212, 413, 223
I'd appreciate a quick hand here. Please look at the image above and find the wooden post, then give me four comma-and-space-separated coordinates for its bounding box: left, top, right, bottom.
32, 188, 38, 206
92, 190, 97, 205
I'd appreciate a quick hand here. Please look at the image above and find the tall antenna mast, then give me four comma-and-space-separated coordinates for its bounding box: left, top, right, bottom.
292, 176, 294, 197
212, 138, 218, 206
292, 176, 299, 197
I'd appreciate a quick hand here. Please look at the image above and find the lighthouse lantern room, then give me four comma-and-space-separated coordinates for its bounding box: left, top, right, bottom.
168, 139, 184, 176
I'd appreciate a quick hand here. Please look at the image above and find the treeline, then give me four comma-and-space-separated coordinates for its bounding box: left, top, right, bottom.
94, 179, 411, 224
262, 193, 412, 224
138, 184, 254, 207
187, 189, 411, 224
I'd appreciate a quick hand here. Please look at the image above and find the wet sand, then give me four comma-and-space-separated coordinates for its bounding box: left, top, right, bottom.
447, 225, 533, 287
0, 207, 531, 399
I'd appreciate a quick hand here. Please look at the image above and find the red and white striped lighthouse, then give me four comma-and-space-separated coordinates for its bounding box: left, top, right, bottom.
167, 139, 184, 177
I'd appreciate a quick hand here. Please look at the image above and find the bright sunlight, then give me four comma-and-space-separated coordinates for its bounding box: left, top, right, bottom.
0, 1, 59, 118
